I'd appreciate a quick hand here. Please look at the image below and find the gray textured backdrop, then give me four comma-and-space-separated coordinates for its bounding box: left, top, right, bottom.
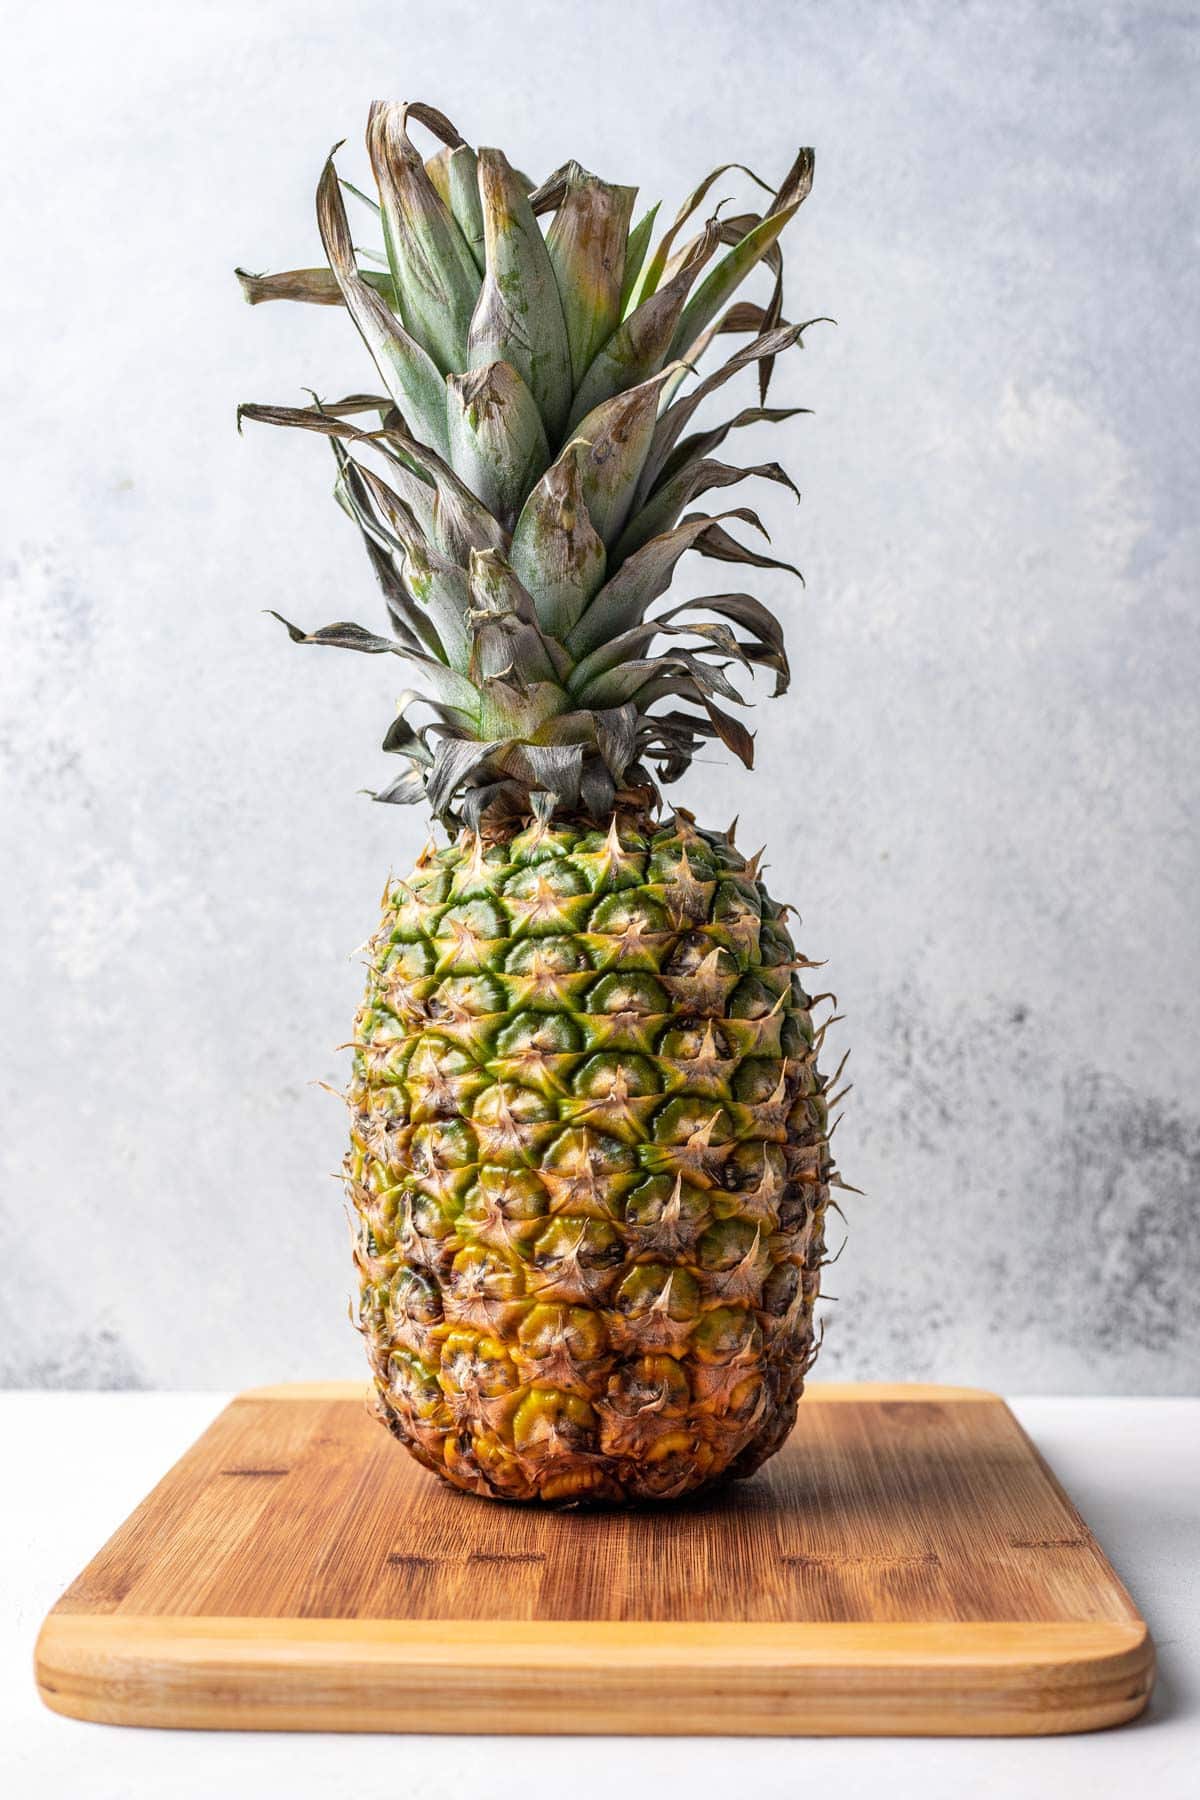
3, 0, 1197, 1392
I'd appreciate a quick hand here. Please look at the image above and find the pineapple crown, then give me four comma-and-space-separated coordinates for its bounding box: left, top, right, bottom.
238, 101, 823, 831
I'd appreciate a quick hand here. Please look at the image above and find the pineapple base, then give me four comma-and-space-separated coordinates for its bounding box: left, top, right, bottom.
347, 813, 835, 1505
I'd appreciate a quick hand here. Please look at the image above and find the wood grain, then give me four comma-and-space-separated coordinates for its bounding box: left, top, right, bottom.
35, 1382, 1154, 1735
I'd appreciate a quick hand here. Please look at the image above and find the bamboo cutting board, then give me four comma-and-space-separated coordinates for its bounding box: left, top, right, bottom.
35, 1382, 1153, 1736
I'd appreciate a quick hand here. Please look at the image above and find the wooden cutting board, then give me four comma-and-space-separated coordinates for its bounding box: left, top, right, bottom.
35, 1382, 1153, 1736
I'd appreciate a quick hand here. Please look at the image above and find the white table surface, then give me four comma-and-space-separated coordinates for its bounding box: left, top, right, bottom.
4, 1392, 1198, 1799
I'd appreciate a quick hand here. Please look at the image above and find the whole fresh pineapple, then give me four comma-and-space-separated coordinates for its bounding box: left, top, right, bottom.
239, 101, 844, 1504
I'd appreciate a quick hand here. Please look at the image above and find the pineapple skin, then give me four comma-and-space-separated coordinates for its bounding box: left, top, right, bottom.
348, 813, 832, 1505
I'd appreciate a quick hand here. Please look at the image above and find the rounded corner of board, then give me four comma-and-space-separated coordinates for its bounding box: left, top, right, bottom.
1033, 1619, 1156, 1735
33, 1614, 102, 1726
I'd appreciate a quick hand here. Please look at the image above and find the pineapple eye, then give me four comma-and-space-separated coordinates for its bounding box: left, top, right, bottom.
586, 972, 668, 1015
462, 1167, 549, 1223
511, 1390, 597, 1454
648, 840, 718, 883
758, 918, 796, 966
781, 1010, 814, 1055
472, 1082, 556, 1126
494, 1010, 583, 1055
692, 1306, 761, 1362
761, 1262, 801, 1316
440, 1332, 519, 1397
431, 973, 505, 1016
435, 899, 507, 939
656, 1022, 732, 1060
530, 1216, 621, 1267
733, 1058, 787, 1104
379, 939, 434, 981
776, 1187, 813, 1234
502, 936, 591, 975
652, 1096, 733, 1145
722, 1141, 787, 1194
606, 1355, 692, 1412
588, 890, 669, 934
448, 1244, 525, 1300
501, 861, 588, 901
696, 1218, 758, 1270
401, 870, 452, 907
614, 1264, 699, 1316
728, 973, 786, 1018
385, 1351, 447, 1422
712, 877, 762, 920
409, 1118, 478, 1172
662, 935, 735, 979
518, 1303, 608, 1363
541, 1125, 636, 1178
571, 1053, 661, 1097
407, 1176, 466, 1231
390, 1268, 443, 1324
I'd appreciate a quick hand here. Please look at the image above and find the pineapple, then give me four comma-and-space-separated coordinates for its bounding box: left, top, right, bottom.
239, 101, 843, 1504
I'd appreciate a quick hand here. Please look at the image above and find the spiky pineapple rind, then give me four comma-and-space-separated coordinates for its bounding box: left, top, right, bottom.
347, 814, 833, 1505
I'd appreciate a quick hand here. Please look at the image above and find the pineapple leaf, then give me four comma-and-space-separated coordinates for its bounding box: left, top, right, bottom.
425, 144, 487, 274
460, 780, 525, 830
426, 736, 510, 815
470, 148, 574, 441
380, 692, 437, 762
614, 457, 800, 563
640, 319, 827, 497
331, 458, 447, 657
315, 155, 450, 457
265, 611, 478, 719
572, 648, 744, 709
579, 760, 617, 818
370, 764, 429, 804
653, 404, 810, 489
239, 399, 508, 568
235, 265, 394, 306
659, 591, 790, 694
358, 535, 433, 654
509, 444, 607, 639
565, 222, 722, 431
667, 184, 812, 366
545, 164, 638, 386
700, 696, 756, 766
567, 610, 760, 696
446, 361, 549, 531
266, 613, 400, 653
240, 403, 438, 536
466, 548, 565, 685
380, 526, 476, 671
241, 108, 824, 821
595, 703, 639, 777
628, 162, 773, 311
500, 741, 584, 806
569, 364, 686, 549
401, 100, 469, 147
366, 100, 481, 373
565, 510, 758, 659
694, 518, 804, 583
619, 203, 660, 317
713, 300, 787, 335
339, 176, 381, 216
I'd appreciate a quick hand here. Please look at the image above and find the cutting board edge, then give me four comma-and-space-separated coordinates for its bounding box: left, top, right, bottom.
36, 1614, 1154, 1737
234, 1378, 1006, 1404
